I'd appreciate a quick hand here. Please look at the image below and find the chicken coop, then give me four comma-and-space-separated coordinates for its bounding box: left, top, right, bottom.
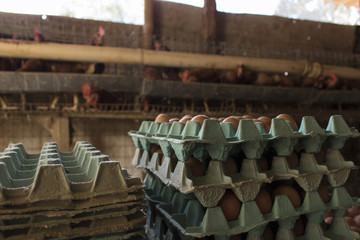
0, 0, 360, 239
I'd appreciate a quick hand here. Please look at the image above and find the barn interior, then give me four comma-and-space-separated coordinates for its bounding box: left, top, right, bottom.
0, 0, 360, 239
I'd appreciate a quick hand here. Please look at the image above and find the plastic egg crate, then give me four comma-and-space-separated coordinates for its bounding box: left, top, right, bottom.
143, 170, 360, 239
0, 141, 144, 207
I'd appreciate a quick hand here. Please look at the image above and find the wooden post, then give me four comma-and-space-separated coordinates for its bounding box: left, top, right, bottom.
203, 0, 217, 53
52, 116, 70, 152
143, 0, 155, 49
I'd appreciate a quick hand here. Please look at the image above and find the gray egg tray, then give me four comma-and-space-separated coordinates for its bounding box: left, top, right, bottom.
0, 141, 144, 206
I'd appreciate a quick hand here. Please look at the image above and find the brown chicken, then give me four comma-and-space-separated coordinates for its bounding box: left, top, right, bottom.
17, 28, 46, 72
47, 26, 106, 74
181, 68, 219, 83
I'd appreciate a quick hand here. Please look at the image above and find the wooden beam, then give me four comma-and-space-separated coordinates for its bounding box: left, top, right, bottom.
203, 0, 217, 53
143, 0, 155, 49
1, 40, 360, 80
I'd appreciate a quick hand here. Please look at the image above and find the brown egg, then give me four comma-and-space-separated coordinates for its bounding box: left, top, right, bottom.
324, 216, 333, 224
232, 116, 243, 121
350, 226, 360, 234
346, 217, 357, 227
187, 157, 206, 177
150, 145, 162, 154
317, 185, 330, 203
155, 113, 170, 122
276, 114, 298, 131
262, 224, 274, 240
222, 117, 240, 131
273, 185, 301, 208
324, 210, 333, 219
353, 214, 360, 227
347, 206, 360, 218
179, 116, 192, 123
287, 152, 299, 168
191, 115, 210, 125
242, 115, 255, 119
257, 116, 272, 133
314, 149, 326, 164
209, 117, 218, 120
218, 189, 242, 221
258, 156, 270, 171
218, 117, 225, 122
224, 157, 238, 175
293, 218, 305, 236
169, 118, 180, 123
255, 188, 273, 214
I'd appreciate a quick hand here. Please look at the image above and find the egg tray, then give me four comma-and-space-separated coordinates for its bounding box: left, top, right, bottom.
134, 147, 356, 204
129, 115, 359, 162
0, 211, 146, 240
145, 209, 360, 240
52, 228, 145, 240
0, 142, 144, 208
0, 203, 143, 231
143, 171, 360, 238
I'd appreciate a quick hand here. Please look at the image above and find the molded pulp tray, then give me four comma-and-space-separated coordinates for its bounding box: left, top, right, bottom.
129, 115, 359, 161
0, 142, 146, 240
145, 171, 360, 239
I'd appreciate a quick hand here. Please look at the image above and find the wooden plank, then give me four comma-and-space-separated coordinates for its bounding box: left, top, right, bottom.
141, 79, 360, 104
0, 72, 142, 93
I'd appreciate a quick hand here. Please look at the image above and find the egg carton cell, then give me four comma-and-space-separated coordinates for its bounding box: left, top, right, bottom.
0, 142, 144, 208
143, 172, 360, 238
0, 211, 146, 240
129, 115, 359, 164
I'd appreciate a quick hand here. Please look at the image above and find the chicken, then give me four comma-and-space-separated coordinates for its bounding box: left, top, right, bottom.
181, 68, 219, 83
236, 61, 257, 84
314, 73, 343, 90
144, 39, 179, 81
273, 73, 300, 87
253, 72, 275, 86
17, 28, 46, 72
47, 27, 106, 74
81, 83, 124, 109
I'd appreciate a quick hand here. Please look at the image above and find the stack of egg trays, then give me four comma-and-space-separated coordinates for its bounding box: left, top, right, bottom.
0, 141, 146, 240
129, 115, 360, 239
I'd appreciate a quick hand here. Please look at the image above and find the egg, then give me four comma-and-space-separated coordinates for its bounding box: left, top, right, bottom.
224, 157, 238, 175
209, 117, 218, 120
187, 157, 206, 177
179, 116, 192, 123
222, 117, 240, 131
324, 216, 333, 224
218, 189, 242, 221
257, 116, 272, 133
242, 115, 255, 119
258, 156, 270, 171
150, 144, 162, 154
317, 185, 330, 203
350, 226, 360, 234
287, 152, 299, 168
314, 149, 326, 164
293, 218, 305, 236
346, 217, 357, 227
347, 206, 360, 218
169, 118, 180, 123
353, 214, 360, 227
272, 185, 301, 208
218, 117, 225, 122
255, 188, 273, 214
232, 116, 243, 121
276, 114, 298, 131
155, 113, 170, 122
262, 224, 274, 240
191, 115, 209, 124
